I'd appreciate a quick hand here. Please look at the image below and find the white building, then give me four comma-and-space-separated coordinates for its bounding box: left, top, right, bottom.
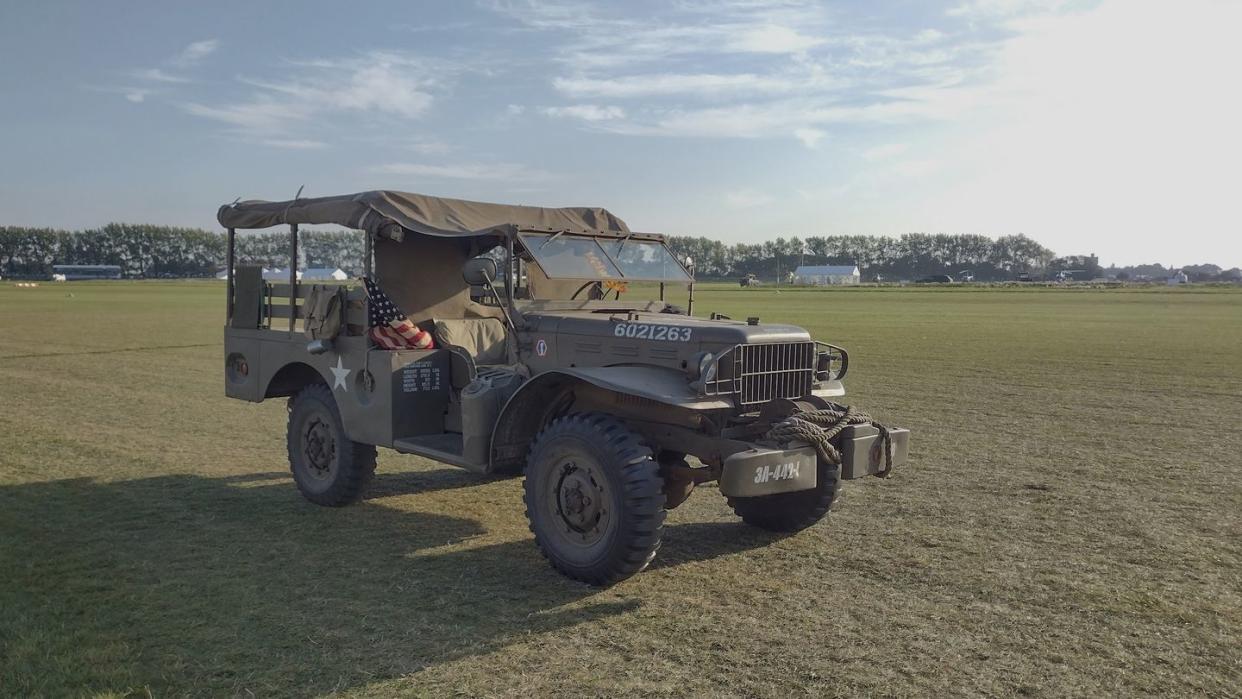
793, 264, 861, 286
1167, 270, 1188, 286
262, 267, 297, 281
220, 267, 347, 281
302, 267, 349, 281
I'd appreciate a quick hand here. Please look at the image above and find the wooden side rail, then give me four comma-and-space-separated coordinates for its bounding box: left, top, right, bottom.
262, 282, 368, 333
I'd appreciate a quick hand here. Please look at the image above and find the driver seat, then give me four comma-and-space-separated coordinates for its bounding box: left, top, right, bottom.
433, 317, 510, 388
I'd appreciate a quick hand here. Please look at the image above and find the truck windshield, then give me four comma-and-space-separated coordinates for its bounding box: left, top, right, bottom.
606, 238, 691, 281
519, 232, 690, 282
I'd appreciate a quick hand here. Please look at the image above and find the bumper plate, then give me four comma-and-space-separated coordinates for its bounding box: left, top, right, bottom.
839, 425, 911, 479
719, 446, 818, 498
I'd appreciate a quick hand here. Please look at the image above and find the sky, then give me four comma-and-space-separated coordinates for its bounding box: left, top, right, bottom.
1, 0, 1239, 267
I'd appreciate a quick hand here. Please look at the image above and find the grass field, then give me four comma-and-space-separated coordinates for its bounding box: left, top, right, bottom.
2, 281, 1240, 697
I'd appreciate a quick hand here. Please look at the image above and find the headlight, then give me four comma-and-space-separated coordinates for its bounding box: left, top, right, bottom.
816, 351, 832, 379
815, 345, 849, 380
697, 352, 717, 383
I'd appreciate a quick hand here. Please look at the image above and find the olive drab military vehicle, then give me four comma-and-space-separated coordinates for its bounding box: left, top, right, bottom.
220, 191, 909, 586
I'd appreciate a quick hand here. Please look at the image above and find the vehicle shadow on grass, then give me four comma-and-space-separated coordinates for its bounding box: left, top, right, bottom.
651, 520, 791, 571
364, 466, 509, 499
0, 471, 776, 696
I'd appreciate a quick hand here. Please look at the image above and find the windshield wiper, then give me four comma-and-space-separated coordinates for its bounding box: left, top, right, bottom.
614, 232, 633, 256
539, 229, 568, 250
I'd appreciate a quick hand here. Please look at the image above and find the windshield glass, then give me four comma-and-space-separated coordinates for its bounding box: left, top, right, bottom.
606, 239, 692, 282
521, 233, 622, 279
519, 232, 689, 282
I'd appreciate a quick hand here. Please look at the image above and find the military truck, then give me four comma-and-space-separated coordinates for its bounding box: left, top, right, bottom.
220, 191, 908, 585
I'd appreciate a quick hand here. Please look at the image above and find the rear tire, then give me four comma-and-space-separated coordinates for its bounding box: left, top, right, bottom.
287, 383, 376, 506
524, 413, 666, 586
727, 458, 840, 532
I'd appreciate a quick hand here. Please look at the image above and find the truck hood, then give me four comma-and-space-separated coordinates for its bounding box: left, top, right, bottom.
517, 309, 813, 374
536, 310, 808, 346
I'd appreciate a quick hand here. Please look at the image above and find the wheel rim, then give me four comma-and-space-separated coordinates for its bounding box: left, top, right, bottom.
301, 413, 337, 481
551, 458, 609, 546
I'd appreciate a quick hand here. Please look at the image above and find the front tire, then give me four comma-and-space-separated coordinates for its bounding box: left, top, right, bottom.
287, 383, 376, 506
727, 458, 841, 532
524, 413, 666, 586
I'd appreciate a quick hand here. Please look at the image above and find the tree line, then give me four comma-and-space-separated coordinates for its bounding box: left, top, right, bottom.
2, 224, 1237, 282
0, 224, 365, 279
663, 233, 1058, 281
1106, 262, 1241, 283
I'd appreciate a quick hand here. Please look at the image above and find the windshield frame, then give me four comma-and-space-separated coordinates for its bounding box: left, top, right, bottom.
516, 230, 692, 283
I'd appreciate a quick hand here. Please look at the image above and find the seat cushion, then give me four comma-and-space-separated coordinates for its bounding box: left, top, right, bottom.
433, 317, 508, 365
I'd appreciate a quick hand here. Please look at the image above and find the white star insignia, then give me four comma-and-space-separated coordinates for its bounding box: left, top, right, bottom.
330, 356, 351, 391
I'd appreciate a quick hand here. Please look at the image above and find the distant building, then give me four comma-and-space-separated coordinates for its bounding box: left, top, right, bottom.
793, 265, 861, 285
261, 267, 296, 281
224, 267, 348, 281
302, 267, 349, 281
1167, 270, 1189, 286
1049, 254, 1101, 281
51, 264, 122, 280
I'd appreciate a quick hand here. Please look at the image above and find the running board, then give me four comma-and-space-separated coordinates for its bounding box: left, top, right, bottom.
391, 434, 486, 472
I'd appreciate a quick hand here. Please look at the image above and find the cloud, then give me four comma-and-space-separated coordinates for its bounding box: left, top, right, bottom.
863, 143, 909, 160
373, 162, 554, 182
725, 189, 776, 209
181, 52, 438, 141
540, 104, 625, 121
89, 85, 156, 103
794, 127, 826, 148
492, 1, 832, 68
497, 0, 1014, 144
131, 68, 188, 83
915, 0, 1242, 264
891, 160, 940, 177
728, 24, 824, 54
173, 39, 219, 67
113, 39, 219, 102
239, 62, 434, 120
260, 139, 328, 150
404, 138, 454, 155
947, 0, 1070, 20
599, 97, 957, 141
553, 73, 811, 99
182, 101, 297, 133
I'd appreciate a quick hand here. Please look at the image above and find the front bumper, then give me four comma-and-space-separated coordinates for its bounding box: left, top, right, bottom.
719, 445, 818, 497
837, 424, 911, 479
718, 424, 911, 497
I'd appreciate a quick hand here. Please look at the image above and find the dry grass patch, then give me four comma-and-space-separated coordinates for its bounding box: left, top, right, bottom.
1, 281, 1239, 696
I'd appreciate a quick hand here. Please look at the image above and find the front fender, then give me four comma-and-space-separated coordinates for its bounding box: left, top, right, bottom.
488, 367, 730, 472
539, 366, 732, 410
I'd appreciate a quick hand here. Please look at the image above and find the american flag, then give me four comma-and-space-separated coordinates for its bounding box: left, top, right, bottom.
363, 276, 434, 350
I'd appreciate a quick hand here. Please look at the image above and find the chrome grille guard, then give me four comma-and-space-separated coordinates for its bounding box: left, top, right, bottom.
699, 341, 848, 407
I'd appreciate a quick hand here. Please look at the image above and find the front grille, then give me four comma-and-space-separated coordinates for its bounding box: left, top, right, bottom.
705, 341, 816, 406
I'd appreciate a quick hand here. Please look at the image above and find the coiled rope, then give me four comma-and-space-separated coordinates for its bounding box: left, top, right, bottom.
764, 403, 894, 477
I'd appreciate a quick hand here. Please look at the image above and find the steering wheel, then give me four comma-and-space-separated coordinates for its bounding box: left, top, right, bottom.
571, 281, 604, 300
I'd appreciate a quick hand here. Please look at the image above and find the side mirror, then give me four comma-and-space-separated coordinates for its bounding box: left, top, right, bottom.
462, 257, 498, 286
462, 256, 517, 331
